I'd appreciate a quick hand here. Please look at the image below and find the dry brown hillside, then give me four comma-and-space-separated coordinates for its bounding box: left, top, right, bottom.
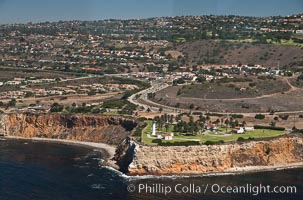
177, 40, 303, 68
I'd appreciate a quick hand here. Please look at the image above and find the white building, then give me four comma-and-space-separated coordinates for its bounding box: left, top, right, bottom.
152, 122, 156, 136
233, 127, 245, 134
164, 133, 173, 140
245, 127, 254, 131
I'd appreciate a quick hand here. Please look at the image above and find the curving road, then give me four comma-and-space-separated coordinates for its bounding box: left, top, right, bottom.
128, 78, 303, 117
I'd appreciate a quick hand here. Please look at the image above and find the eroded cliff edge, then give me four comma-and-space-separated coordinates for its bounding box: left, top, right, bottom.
114, 134, 303, 175
0, 112, 138, 145
1, 112, 303, 176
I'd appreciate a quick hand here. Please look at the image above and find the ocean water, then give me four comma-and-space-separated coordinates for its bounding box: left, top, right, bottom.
0, 139, 302, 200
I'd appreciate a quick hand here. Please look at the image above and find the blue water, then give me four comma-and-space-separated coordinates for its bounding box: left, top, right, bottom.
0, 139, 302, 200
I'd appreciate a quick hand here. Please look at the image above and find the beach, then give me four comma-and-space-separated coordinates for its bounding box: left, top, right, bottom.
3, 136, 116, 159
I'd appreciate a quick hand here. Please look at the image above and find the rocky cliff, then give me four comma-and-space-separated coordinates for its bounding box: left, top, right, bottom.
114, 135, 303, 175
1, 112, 138, 145
2, 112, 303, 176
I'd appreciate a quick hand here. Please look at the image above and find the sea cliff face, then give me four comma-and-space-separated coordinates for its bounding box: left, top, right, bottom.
114, 135, 303, 175
1, 112, 138, 145
2, 112, 303, 176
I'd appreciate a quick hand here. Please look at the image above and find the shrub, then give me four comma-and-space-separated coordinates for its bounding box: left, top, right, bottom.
88, 90, 97, 96
151, 139, 162, 144
253, 125, 285, 131
279, 114, 289, 120
138, 117, 147, 121
50, 103, 64, 112
255, 114, 265, 119
207, 113, 224, 117
237, 137, 255, 142
192, 112, 202, 115
231, 114, 244, 119
204, 140, 224, 145
249, 82, 256, 87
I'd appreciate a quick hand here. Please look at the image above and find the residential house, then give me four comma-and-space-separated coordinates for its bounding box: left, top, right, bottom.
164, 133, 173, 140
232, 127, 245, 134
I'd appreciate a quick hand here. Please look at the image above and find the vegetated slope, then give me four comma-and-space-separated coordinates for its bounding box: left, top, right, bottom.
177, 40, 303, 68
175, 77, 290, 99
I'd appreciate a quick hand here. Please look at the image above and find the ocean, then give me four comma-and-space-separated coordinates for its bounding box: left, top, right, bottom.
0, 139, 302, 200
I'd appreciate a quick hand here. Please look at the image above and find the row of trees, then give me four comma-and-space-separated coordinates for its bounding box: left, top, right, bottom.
152, 113, 247, 135
50, 99, 137, 115
0, 99, 17, 109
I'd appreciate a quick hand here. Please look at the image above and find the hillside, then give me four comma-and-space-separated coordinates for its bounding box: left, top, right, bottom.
1, 113, 138, 145
176, 40, 303, 69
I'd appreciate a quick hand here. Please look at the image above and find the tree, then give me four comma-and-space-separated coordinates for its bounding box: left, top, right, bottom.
147, 107, 151, 112
7, 99, 17, 107
88, 90, 97, 96
50, 103, 64, 112
165, 123, 170, 132
255, 114, 265, 120
196, 76, 206, 83
220, 118, 224, 127
215, 118, 220, 126
159, 107, 163, 113
25, 91, 34, 98
224, 119, 229, 127
189, 104, 195, 110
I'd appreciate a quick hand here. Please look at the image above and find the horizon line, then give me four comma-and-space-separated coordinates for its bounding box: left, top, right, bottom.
1, 12, 302, 26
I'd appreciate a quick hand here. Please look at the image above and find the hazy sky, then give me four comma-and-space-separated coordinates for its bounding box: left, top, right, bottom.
0, 0, 302, 24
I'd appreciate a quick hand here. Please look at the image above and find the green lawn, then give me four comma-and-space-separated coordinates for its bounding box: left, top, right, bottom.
141, 120, 287, 145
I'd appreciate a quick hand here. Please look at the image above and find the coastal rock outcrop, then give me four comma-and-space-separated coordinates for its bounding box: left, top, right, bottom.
117, 135, 303, 175
113, 137, 137, 173
2, 112, 303, 176
2, 112, 138, 145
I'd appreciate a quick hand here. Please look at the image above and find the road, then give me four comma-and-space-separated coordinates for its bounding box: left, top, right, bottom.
128, 79, 303, 117
128, 80, 199, 114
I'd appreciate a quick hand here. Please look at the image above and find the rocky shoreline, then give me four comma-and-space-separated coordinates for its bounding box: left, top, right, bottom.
1, 112, 303, 177
2, 135, 303, 178
113, 134, 303, 176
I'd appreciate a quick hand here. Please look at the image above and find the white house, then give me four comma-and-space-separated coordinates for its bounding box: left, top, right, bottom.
205, 124, 218, 132
157, 135, 163, 139
164, 133, 173, 140
233, 127, 245, 134
245, 127, 254, 131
